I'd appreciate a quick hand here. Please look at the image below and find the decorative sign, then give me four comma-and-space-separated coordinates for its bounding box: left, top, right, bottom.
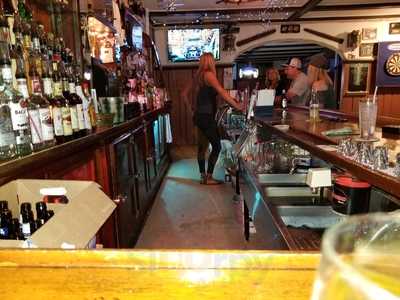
345, 63, 370, 95
280, 24, 300, 34
376, 42, 400, 87
361, 28, 377, 41
389, 22, 400, 35
359, 43, 375, 57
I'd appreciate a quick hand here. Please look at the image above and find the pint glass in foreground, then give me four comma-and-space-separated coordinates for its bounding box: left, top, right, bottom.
311, 213, 400, 300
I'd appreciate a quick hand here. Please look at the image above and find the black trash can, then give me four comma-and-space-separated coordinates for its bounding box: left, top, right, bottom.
332, 176, 371, 215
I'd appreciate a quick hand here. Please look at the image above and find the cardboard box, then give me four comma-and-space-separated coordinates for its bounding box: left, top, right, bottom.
0, 180, 116, 249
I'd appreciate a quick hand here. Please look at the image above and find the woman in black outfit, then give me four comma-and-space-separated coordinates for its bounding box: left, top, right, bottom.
182, 53, 242, 184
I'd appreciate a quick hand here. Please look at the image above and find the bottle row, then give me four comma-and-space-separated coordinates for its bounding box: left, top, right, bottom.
0, 9, 98, 162
0, 200, 54, 240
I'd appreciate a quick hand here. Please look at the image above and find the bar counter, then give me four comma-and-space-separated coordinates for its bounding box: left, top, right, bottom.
256, 106, 400, 202
0, 105, 170, 186
0, 249, 319, 299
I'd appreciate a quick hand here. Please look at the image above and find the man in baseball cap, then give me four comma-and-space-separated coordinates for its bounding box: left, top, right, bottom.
281, 57, 302, 69
282, 57, 310, 106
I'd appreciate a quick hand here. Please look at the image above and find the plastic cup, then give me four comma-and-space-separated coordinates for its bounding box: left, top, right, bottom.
359, 97, 378, 140
311, 213, 400, 300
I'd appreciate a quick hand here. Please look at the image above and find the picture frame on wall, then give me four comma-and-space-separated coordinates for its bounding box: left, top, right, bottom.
389, 22, 400, 35
361, 28, 377, 41
359, 43, 375, 57
344, 63, 371, 95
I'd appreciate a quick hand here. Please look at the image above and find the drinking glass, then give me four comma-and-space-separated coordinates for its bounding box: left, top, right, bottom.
311, 213, 400, 300
359, 96, 378, 141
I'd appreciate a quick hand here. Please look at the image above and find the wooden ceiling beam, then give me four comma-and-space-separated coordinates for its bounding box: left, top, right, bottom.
239, 50, 323, 57
288, 0, 323, 21
314, 2, 400, 11
149, 7, 298, 17
246, 47, 323, 54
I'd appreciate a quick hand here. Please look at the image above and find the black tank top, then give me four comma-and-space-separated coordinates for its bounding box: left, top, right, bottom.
195, 84, 217, 116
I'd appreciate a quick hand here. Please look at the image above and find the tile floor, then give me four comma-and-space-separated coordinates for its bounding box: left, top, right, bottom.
136, 146, 259, 249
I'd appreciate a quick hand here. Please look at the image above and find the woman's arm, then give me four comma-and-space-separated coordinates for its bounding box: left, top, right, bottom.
204, 71, 243, 111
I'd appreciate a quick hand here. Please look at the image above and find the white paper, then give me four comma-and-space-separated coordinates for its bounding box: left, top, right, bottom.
256, 89, 275, 106
40, 187, 67, 196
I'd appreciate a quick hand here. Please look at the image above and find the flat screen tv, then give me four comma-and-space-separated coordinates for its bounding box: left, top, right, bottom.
167, 28, 220, 62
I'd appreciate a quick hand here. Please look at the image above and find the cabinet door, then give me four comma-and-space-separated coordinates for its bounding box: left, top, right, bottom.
158, 115, 167, 158
153, 119, 162, 166
131, 127, 148, 214
111, 134, 139, 247
145, 122, 158, 187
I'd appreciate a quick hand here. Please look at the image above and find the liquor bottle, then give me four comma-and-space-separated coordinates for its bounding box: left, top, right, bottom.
17, 0, 32, 22
0, 11, 13, 84
21, 19, 31, 52
68, 55, 86, 137
35, 201, 47, 226
309, 89, 320, 122
0, 42, 31, 157
0, 12, 10, 46
60, 37, 67, 62
9, 218, 22, 240
0, 61, 17, 161
28, 57, 55, 151
11, 14, 24, 89
21, 18, 31, 93
61, 60, 79, 138
0, 200, 7, 210
47, 33, 54, 62
38, 24, 49, 63
82, 81, 96, 131
53, 37, 62, 64
0, 209, 10, 239
14, 41, 29, 99
20, 209, 32, 238
30, 21, 42, 77
52, 61, 72, 142
20, 201, 34, 239
77, 83, 92, 133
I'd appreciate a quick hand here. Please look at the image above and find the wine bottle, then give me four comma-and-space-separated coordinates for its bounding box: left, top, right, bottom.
0, 41, 31, 157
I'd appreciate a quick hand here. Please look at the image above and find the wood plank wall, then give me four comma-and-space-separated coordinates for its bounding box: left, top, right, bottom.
340, 61, 400, 119
163, 66, 224, 146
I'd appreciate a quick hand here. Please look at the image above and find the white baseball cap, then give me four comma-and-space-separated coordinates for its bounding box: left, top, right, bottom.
282, 57, 302, 69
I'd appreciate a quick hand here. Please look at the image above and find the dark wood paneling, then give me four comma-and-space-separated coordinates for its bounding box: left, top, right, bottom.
163, 66, 225, 146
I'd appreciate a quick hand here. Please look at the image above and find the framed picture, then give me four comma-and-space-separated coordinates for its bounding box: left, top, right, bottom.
389, 22, 400, 35
344, 62, 371, 95
362, 28, 377, 41
359, 43, 375, 57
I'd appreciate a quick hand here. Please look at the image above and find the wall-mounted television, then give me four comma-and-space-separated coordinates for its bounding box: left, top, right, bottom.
167, 28, 220, 62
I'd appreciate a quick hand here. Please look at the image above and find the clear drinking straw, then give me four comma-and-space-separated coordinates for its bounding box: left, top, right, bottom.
373, 86, 378, 103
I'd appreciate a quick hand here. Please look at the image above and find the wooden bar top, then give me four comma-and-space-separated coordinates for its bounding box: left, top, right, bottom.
0, 249, 319, 299
255, 106, 400, 202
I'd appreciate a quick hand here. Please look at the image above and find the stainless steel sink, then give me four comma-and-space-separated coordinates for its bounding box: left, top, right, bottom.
263, 186, 319, 205
257, 174, 306, 186
277, 205, 345, 229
